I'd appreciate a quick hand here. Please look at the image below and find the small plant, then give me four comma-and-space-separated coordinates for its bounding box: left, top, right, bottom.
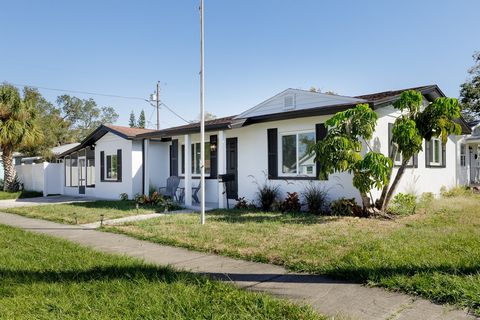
330, 198, 363, 217
250, 172, 280, 211
280, 192, 301, 213
303, 184, 329, 215
234, 197, 249, 209
418, 192, 434, 208
440, 186, 471, 198
148, 184, 157, 197
119, 193, 129, 201
257, 183, 280, 211
388, 193, 417, 216
155, 196, 181, 212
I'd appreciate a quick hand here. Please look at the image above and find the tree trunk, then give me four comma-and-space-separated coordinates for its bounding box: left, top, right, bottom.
376, 145, 397, 209
2, 145, 16, 192
381, 159, 409, 212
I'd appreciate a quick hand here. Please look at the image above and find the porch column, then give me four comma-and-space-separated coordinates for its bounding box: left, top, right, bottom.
143, 139, 150, 195
184, 134, 192, 206
217, 130, 227, 208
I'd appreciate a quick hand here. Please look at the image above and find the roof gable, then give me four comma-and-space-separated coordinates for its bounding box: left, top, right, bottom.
235, 88, 366, 119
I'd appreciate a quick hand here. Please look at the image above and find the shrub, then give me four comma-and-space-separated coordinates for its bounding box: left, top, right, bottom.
440, 186, 471, 198
234, 197, 249, 209
418, 192, 434, 207
303, 184, 329, 215
330, 198, 363, 217
389, 193, 417, 216
256, 183, 280, 211
119, 193, 129, 201
280, 192, 301, 213
155, 196, 181, 212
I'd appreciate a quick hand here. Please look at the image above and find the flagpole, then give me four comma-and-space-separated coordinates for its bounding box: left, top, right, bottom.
199, 0, 206, 225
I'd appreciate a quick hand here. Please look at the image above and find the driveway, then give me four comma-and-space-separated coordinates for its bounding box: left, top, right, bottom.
0, 195, 98, 209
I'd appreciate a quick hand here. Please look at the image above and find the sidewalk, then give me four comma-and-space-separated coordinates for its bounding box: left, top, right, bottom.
0, 212, 476, 320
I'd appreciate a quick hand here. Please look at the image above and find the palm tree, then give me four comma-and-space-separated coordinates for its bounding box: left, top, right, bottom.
0, 84, 42, 191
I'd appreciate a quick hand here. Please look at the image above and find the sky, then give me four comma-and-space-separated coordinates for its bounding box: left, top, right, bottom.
1, 0, 479, 129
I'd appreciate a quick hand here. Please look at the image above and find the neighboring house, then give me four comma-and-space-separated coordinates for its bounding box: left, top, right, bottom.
20, 143, 81, 164
55, 85, 471, 207
0, 152, 24, 181
458, 121, 480, 185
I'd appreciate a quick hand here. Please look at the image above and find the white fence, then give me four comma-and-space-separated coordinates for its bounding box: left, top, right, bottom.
15, 163, 63, 196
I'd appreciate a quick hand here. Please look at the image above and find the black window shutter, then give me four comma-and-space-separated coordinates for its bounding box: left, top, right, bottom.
117, 149, 122, 182
210, 135, 217, 178
181, 145, 185, 174
267, 128, 278, 178
315, 123, 328, 180
100, 151, 105, 181
425, 140, 431, 168
170, 140, 178, 176
441, 142, 446, 168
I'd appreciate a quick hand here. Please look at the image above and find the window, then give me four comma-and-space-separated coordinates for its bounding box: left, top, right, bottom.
180, 142, 211, 176
71, 152, 78, 187
429, 138, 442, 166
86, 147, 95, 187
65, 156, 71, 187
460, 144, 466, 167
280, 131, 315, 176
106, 154, 118, 180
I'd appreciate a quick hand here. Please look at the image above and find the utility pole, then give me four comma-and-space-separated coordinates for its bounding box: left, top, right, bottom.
199, 0, 206, 225
156, 81, 160, 130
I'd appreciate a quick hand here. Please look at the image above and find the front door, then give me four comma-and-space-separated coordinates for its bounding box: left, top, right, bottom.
226, 138, 238, 199
78, 157, 86, 195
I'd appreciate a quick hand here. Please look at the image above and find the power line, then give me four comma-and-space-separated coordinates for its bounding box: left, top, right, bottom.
161, 102, 190, 123
9, 82, 146, 101
7, 80, 191, 124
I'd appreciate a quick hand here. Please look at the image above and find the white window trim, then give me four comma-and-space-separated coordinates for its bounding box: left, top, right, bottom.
104, 153, 118, 181
429, 138, 442, 166
278, 130, 316, 177
179, 142, 211, 177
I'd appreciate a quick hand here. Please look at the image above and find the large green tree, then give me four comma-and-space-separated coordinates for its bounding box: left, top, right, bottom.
56, 95, 119, 140
377, 90, 462, 211
137, 110, 146, 128
19, 88, 74, 160
312, 104, 392, 213
0, 84, 42, 191
129, 111, 136, 128
460, 51, 480, 121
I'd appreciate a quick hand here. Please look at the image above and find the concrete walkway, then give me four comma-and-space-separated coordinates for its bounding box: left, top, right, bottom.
0, 195, 98, 209
0, 212, 476, 320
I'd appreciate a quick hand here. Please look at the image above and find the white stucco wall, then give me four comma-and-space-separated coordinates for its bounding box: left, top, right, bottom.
94, 132, 134, 199
16, 162, 63, 195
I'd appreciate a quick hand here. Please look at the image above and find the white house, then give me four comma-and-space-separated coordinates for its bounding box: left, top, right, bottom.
50, 84, 471, 207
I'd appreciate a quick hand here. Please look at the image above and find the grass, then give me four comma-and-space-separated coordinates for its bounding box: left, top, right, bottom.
0, 224, 322, 319
4, 200, 156, 224
0, 190, 43, 200
106, 194, 480, 315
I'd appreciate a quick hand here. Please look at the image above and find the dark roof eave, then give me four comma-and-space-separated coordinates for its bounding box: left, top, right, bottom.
137, 123, 232, 139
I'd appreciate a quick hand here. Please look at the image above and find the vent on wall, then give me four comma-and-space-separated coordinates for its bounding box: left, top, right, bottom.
284, 95, 295, 110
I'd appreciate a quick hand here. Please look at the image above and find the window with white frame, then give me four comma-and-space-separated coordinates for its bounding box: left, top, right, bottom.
429, 138, 442, 166
393, 150, 414, 166
180, 142, 211, 176
460, 144, 466, 167
106, 154, 118, 180
280, 131, 316, 176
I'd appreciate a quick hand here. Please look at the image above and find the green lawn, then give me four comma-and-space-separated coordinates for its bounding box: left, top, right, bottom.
4, 200, 156, 224
0, 190, 43, 200
0, 224, 321, 319
106, 194, 480, 315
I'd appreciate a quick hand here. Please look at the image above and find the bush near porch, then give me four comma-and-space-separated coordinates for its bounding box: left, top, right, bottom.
106, 193, 480, 316
0, 224, 321, 319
